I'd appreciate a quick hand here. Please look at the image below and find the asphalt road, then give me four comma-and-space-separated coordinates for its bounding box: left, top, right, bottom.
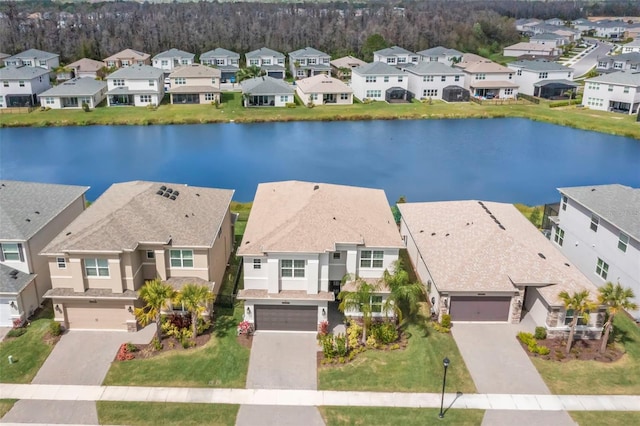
571, 40, 614, 77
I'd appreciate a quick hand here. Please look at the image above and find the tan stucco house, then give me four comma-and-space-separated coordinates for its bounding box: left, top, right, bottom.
168, 64, 221, 105
295, 74, 353, 106
0, 180, 88, 327
41, 181, 234, 332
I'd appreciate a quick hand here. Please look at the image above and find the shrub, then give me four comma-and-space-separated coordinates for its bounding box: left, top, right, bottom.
372, 322, 398, 344
335, 334, 348, 357
197, 318, 212, 335
7, 328, 27, 338
317, 320, 329, 337
366, 335, 377, 348
536, 345, 550, 356
152, 337, 163, 351
517, 332, 536, 347
116, 343, 135, 361
125, 342, 138, 352
49, 321, 62, 337
237, 320, 253, 336
390, 343, 400, 350
432, 322, 450, 333
320, 334, 336, 359
285, 103, 296, 108
167, 313, 191, 330
440, 314, 451, 329
81, 102, 90, 112
534, 327, 547, 340
347, 322, 362, 348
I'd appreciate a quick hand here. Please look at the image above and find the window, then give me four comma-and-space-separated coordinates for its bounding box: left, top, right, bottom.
596, 258, 609, 280
564, 309, 587, 326
216, 59, 225, 65
148, 80, 155, 87
398, 57, 406, 64
386, 57, 396, 64
146, 250, 155, 259
517, 69, 522, 76
45, 97, 54, 105
397, 76, 403, 82
508, 73, 513, 80
365, 90, 381, 98
106, 61, 115, 68
161, 60, 168, 66
174, 77, 186, 85
310, 93, 318, 101
454, 75, 460, 82
211, 77, 217, 85
618, 233, 629, 252
57, 257, 66, 269
423, 89, 438, 97
476, 73, 486, 80
441, 75, 446, 82
561, 195, 567, 211
332, 252, 341, 260
253, 259, 261, 269
360, 250, 384, 268
263, 58, 272, 65
370, 296, 383, 313
624, 86, 630, 93
281, 259, 305, 278
113, 79, 125, 87
121, 60, 130, 67
280, 95, 289, 102
140, 95, 152, 103
504, 88, 513, 96
554, 227, 565, 246
384, 76, 389, 83
538, 72, 548, 79
204, 93, 216, 101
308, 58, 317, 65
590, 214, 599, 232
608, 85, 614, 92
2, 81, 8, 87
424, 75, 434, 82
1, 243, 22, 261
181, 59, 189, 65
85, 258, 109, 277
170, 249, 193, 268
365, 76, 376, 83
249, 59, 259, 66
19, 80, 25, 87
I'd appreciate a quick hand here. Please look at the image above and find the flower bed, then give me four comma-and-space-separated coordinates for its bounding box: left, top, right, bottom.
517, 331, 624, 363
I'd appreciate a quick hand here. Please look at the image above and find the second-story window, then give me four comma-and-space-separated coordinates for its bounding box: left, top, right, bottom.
0, 243, 22, 261
113, 79, 125, 87
590, 214, 599, 232
281, 260, 305, 278
85, 258, 109, 277
253, 259, 261, 269
618, 233, 629, 253
175, 77, 186, 85
170, 249, 193, 268
360, 250, 384, 268
57, 257, 66, 269
561, 195, 567, 211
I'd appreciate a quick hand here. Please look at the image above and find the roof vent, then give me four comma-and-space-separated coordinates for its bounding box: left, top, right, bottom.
420, 230, 424, 233
538, 252, 546, 259
9, 270, 18, 277
163, 192, 170, 198
170, 195, 177, 200
591, 188, 596, 191
196, 193, 200, 197
499, 224, 506, 230
35, 211, 40, 214
166, 188, 173, 194
313, 185, 320, 190
445, 233, 450, 237
185, 214, 189, 218
160, 185, 167, 191
564, 262, 571, 267
173, 191, 179, 196
431, 232, 436, 236
156, 190, 164, 195
66, 232, 72, 236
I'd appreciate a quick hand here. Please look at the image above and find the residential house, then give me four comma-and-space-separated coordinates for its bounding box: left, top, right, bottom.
458, 59, 518, 99
241, 76, 294, 107
625, 25, 640, 41
416, 46, 463, 67
289, 47, 331, 79
508, 59, 576, 98
373, 46, 419, 67
41, 181, 234, 332
530, 32, 568, 48
572, 18, 592, 33
4, 49, 59, 70
0, 53, 9, 67
351, 62, 409, 102
106, 64, 164, 107
245, 48, 286, 79
330, 56, 366, 80
398, 201, 605, 338
622, 39, 640, 54
67, 58, 105, 79
0, 180, 88, 327
0, 65, 51, 108
237, 181, 404, 331
596, 52, 640, 74
544, 18, 565, 26
549, 185, 640, 320
515, 18, 542, 35
168, 64, 221, 105
103, 49, 151, 69
503, 42, 562, 58
592, 20, 628, 39
582, 71, 640, 115
295, 74, 353, 106
403, 61, 465, 100
199, 48, 240, 83
152, 48, 195, 74
39, 77, 107, 109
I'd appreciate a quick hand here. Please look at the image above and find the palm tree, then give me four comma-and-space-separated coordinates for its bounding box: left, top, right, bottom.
598, 282, 637, 354
382, 260, 425, 324
236, 65, 265, 82
174, 283, 215, 339
135, 278, 176, 342
338, 277, 378, 344
558, 290, 597, 354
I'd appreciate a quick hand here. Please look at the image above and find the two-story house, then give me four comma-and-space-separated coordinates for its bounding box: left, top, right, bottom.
416, 46, 463, 66
596, 52, 640, 74
168, 64, 221, 104
403, 61, 466, 100
529, 32, 568, 48
549, 185, 640, 320
0, 65, 51, 108
0, 181, 88, 327
106, 64, 165, 107
245, 48, 286, 79
237, 181, 404, 331
288, 47, 331, 79
0, 53, 10, 67
457, 59, 519, 99
373, 46, 419, 67
66, 58, 106, 79
582, 71, 640, 115
4, 49, 60, 70
103, 49, 151, 69
350, 62, 409, 102
41, 181, 234, 332
622, 39, 640, 54
508, 59, 577, 98
503, 42, 562, 58
330, 56, 367, 80
152, 48, 195, 75
39, 77, 107, 109
199, 48, 240, 83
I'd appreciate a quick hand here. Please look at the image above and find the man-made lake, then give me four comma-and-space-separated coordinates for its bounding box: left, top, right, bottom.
1, 118, 639, 204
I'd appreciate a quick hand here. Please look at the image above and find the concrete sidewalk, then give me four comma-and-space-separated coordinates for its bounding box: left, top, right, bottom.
1, 384, 639, 411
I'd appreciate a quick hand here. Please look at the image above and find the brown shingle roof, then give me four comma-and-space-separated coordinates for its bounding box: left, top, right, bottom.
169, 64, 221, 78
295, 74, 352, 94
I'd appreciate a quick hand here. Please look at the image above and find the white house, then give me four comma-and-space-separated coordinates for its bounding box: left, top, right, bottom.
0, 65, 51, 108
39, 77, 107, 109
508, 59, 576, 98
403, 61, 465, 100
549, 185, 640, 320
4, 49, 60, 70
152, 48, 195, 74
237, 181, 404, 331
596, 52, 640, 74
373, 46, 419, 67
106, 64, 165, 107
289, 47, 331, 79
529, 32, 567, 48
622, 39, 640, 54
503, 42, 562, 58
295, 74, 352, 106
459, 60, 518, 99
417, 46, 463, 67
199, 48, 240, 83
240, 76, 294, 107
351, 62, 409, 102
582, 71, 640, 115
245, 47, 286, 79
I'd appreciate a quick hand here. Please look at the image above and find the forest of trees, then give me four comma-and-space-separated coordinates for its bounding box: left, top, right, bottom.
1, 1, 639, 64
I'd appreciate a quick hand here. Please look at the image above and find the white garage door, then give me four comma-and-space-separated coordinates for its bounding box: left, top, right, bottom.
65, 302, 128, 331
0, 298, 14, 327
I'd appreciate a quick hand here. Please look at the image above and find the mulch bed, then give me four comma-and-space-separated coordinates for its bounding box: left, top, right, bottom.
236, 334, 253, 349
120, 329, 213, 361
318, 332, 409, 368
519, 337, 625, 363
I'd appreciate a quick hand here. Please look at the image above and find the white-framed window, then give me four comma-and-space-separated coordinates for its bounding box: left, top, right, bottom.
249, 59, 259, 66
84, 258, 109, 277
624, 86, 630, 93
554, 227, 564, 246
508, 73, 513, 80
2, 81, 8, 87
386, 57, 396, 64
140, 94, 152, 103
205, 93, 216, 101
121, 60, 130, 67
45, 97, 54, 105
384, 76, 389, 82
253, 259, 261, 269
596, 258, 609, 280
161, 60, 168, 66
423, 89, 438, 97
174, 77, 186, 85
308, 58, 317, 65
441, 75, 446, 82
19, 80, 25, 87
211, 77, 217, 85
310, 93, 318, 101
332, 252, 341, 260
281, 259, 305, 278
365, 90, 382, 98
538, 72, 548, 78
148, 80, 155, 87
170, 249, 193, 268
216, 59, 225, 65
608, 85, 614, 92
398, 76, 403, 82
106, 61, 115, 68
561, 195, 567, 210
365, 76, 376, 83
360, 250, 384, 268
590, 214, 599, 232
181, 59, 189, 65
277, 58, 285, 65
340, 93, 348, 100
57, 257, 66, 269
113, 79, 125, 87
370, 295, 383, 313
1, 243, 22, 261
517, 69, 522, 76
280, 95, 289, 102
146, 250, 155, 259
424, 75, 434, 82
454, 75, 460, 82
263, 58, 272, 65
618, 233, 629, 252
398, 57, 407, 64
476, 73, 486, 80
564, 309, 587, 326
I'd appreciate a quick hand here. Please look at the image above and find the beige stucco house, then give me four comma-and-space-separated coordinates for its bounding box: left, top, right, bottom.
103, 49, 151, 69
295, 74, 353, 106
41, 181, 234, 332
168, 64, 221, 105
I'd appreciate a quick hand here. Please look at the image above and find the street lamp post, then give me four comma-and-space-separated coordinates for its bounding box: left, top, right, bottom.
438, 357, 450, 419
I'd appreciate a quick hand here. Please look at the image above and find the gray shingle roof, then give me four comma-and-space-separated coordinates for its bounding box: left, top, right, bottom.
152, 48, 195, 60
531, 33, 563, 40
200, 48, 240, 59
417, 46, 463, 57
0, 263, 36, 294
0, 180, 88, 241
39, 77, 106, 97
353, 61, 407, 76
588, 70, 640, 86
405, 61, 464, 75
0, 65, 50, 80
245, 47, 285, 59
8, 48, 58, 61
508, 59, 573, 72
107, 64, 164, 80
605, 52, 640, 63
558, 184, 640, 240
289, 47, 329, 58
375, 46, 415, 57
42, 181, 234, 254
240, 76, 293, 95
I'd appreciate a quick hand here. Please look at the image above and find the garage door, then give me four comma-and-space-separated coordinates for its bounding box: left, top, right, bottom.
65, 303, 128, 331
0, 298, 13, 327
254, 305, 317, 331
449, 296, 511, 322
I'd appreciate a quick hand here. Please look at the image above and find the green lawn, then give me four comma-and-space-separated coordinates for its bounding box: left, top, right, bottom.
0, 304, 57, 383
532, 314, 640, 394
513, 203, 544, 228
318, 323, 476, 393
231, 201, 252, 237
103, 306, 249, 387
319, 406, 484, 426
0, 400, 17, 418
97, 402, 239, 426
569, 411, 640, 426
